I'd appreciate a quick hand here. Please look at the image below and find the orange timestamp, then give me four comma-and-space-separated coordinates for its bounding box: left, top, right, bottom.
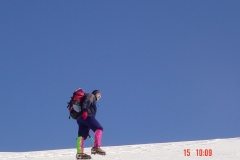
184, 149, 212, 156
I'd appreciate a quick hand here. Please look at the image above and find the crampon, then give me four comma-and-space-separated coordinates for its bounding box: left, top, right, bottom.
76, 153, 91, 159
91, 147, 106, 156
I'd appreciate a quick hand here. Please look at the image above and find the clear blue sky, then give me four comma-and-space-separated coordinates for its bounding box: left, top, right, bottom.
0, 0, 239, 152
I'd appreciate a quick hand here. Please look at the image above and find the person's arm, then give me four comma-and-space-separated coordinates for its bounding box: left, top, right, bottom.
81, 94, 95, 119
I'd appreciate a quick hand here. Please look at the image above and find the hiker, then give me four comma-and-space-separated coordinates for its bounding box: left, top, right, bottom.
76, 90, 106, 159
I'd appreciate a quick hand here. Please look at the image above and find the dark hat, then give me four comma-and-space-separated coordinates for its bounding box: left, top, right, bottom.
92, 90, 100, 95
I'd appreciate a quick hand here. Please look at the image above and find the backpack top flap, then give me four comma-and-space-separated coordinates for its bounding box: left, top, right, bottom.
70, 88, 85, 105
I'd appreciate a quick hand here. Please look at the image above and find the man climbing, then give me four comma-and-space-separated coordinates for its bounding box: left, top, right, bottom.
76, 90, 106, 159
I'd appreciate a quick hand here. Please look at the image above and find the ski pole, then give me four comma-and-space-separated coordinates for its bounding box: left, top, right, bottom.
88, 134, 94, 143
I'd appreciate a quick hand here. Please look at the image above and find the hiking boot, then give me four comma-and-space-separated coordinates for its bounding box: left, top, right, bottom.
76, 153, 91, 159
91, 147, 106, 155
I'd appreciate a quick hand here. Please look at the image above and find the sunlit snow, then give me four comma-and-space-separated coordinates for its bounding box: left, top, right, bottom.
1, 137, 240, 160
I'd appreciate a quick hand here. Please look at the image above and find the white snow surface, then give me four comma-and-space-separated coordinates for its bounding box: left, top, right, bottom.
1, 137, 240, 160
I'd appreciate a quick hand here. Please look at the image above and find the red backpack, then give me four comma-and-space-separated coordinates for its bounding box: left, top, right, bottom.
67, 88, 85, 119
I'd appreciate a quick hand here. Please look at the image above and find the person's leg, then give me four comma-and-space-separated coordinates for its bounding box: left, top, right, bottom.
81, 116, 103, 131
77, 121, 90, 141
81, 116, 103, 145
76, 118, 91, 157
76, 136, 84, 153
81, 116, 106, 155
94, 129, 103, 148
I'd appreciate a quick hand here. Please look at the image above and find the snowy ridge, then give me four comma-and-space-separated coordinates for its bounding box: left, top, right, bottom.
1, 137, 240, 160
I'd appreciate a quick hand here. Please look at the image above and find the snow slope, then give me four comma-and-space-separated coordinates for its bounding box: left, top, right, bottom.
1, 137, 240, 160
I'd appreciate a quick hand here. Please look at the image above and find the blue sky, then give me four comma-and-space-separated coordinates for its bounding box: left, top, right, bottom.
0, 0, 239, 152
